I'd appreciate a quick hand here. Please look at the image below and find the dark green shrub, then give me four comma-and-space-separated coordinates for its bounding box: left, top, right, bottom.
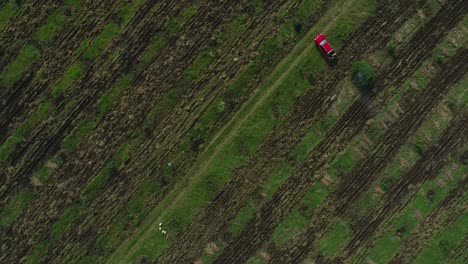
294, 22, 302, 34
386, 41, 397, 57
351, 61, 376, 93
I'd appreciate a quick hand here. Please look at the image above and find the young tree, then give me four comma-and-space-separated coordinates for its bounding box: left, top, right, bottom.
351, 61, 376, 93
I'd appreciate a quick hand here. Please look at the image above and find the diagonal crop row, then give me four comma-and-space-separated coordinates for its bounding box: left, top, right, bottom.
332, 107, 467, 263
150, 0, 431, 262
390, 176, 467, 263
0, 1, 191, 202
267, 48, 467, 264
0, 1, 258, 262
0, 0, 127, 138
0, 0, 63, 71
213, 2, 467, 260
64, 1, 323, 262
37, 2, 302, 262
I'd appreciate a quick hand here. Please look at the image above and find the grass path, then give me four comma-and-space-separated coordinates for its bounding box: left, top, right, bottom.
112, 0, 357, 262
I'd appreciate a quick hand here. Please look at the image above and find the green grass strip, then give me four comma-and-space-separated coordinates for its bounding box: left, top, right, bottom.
0, 44, 39, 88
317, 221, 351, 256
414, 213, 468, 264
0, 102, 52, 163
365, 155, 467, 263
34, 8, 68, 45
0, 0, 18, 31
26, 3, 204, 260
268, 24, 466, 249
0, 188, 34, 228
113, 0, 378, 261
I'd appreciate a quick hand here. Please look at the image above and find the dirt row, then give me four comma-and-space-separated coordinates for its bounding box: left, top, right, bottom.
0, 0, 126, 141
45, 1, 311, 262
0, 1, 284, 262
389, 176, 467, 263
333, 109, 468, 262
0, 0, 173, 144
0, 1, 189, 203
153, 0, 430, 262
0, 0, 60, 71
268, 47, 468, 263
3, 0, 294, 258
0, 0, 243, 261
148, 0, 340, 257
211, 1, 467, 262
0, 0, 188, 188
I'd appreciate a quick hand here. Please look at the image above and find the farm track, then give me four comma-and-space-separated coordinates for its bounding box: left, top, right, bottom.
1, 0, 465, 263
333, 108, 468, 263
0, 0, 60, 71
50, 1, 309, 262
0, 0, 126, 141
152, 0, 432, 262
268, 47, 468, 263
0, 1, 275, 262
389, 176, 467, 263
0, 0, 188, 203
213, 1, 467, 262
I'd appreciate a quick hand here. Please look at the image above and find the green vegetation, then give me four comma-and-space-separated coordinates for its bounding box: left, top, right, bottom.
351, 81, 466, 261
80, 162, 116, 205
34, 9, 67, 45
246, 256, 268, 264
0, 189, 34, 228
269, 19, 466, 253
351, 60, 376, 92
269, 83, 360, 246
136, 38, 165, 71
385, 0, 442, 57
118, 0, 148, 26
317, 222, 350, 256
0, 102, 52, 163
0, 44, 39, 88
166, 4, 200, 36
51, 204, 82, 239
112, 0, 378, 261
414, 213, 468, 264
2, 0, 466, 263
82, 22, 120, 59
228, 201, 256, 236
0, 0, 17, 31
1, 0, 83, 90
365, 152, 467, 263
21, 3, 206, 261
50, 62, 86, 98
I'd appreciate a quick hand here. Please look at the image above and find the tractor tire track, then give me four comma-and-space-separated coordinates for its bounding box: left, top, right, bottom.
0, 0, 125, 141
267, 47, 467, 264
0, 0, 60, 71
213, 1, 467, 261
332, 108, 468, 263
0, 1, 188, 201
0, 1, 246, 262
389, 176, 467, 264
152, 0, 427, 262
47, 1, 307, 262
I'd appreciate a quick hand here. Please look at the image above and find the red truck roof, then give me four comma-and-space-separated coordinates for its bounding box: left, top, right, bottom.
314, 34, 325, 44
314, 34, 333, 52
322, 41, 333, 53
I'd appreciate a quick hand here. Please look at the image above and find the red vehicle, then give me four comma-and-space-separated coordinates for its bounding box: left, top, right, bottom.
314, 34, 337, 62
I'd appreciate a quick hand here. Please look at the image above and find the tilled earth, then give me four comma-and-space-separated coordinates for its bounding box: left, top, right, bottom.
0, 0, 466, 263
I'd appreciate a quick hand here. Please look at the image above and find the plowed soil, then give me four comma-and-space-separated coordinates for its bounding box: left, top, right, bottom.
0, 0, 466, 263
